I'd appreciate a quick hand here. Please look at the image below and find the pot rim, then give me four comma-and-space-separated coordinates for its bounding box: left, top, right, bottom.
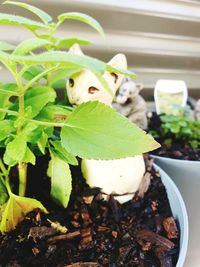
153, 163, 189, 267
151, 154, 200, 165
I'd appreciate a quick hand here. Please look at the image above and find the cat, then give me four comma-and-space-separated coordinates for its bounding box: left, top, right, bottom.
113, 77, 147, 129
67, 44, 126, 106
66, 44, 145, 203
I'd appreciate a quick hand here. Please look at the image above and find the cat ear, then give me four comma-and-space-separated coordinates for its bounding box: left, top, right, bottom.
107, 54, 127, 70
105, 54, 127, 96
136, 83, 143, 92
68, 43, 84, 55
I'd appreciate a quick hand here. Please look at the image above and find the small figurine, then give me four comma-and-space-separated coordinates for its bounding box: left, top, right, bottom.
66, 44, 146, 204
112, 78, 147, 129
194, 99, 200, 121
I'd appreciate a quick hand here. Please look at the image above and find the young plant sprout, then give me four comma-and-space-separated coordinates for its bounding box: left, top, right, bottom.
0, 1, 159, 233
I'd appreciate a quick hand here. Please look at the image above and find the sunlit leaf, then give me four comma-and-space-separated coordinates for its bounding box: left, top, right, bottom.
0, 41, 15, 51
11, 51, 106, 73
61, 101, 160, 160
4, 1, 52, 24
0, 193, 47, 233
56, 38, 92, 49
58, 12, 105, 38
13, 38, 52, 55
0, 13, 48, 31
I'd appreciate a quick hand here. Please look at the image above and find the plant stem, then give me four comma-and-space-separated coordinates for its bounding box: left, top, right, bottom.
0, 158, 7, 177
0, 108, 18, 116
30, 119, 65, 127
16, 75, 28, 197
18, 162, 27, 196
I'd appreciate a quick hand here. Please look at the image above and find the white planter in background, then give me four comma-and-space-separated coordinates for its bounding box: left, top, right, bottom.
153, 157, 199, 267
154, 164, 188, 267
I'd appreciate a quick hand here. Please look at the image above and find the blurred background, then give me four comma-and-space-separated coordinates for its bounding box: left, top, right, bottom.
0, 0, 200, 101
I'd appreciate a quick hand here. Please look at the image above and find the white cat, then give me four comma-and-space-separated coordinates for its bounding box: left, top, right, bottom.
66, 44, 145, 203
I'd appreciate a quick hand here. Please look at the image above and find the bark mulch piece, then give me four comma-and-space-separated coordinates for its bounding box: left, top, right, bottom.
148, 113, 200, 161
0, 157, 180, 267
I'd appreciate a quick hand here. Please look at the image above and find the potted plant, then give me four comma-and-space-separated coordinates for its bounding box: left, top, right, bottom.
148, 102, 199, 266
0, 1, 188, 266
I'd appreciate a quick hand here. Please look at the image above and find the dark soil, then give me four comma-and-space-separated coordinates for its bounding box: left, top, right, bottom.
148, 113, 200, 161
0, 157, 180, 267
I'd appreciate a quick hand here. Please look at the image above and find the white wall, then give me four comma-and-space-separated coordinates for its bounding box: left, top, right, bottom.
0, 0, 200, 99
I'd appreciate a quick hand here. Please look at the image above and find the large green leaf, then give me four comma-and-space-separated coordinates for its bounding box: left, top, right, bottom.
0, 41, 15, 51
4, 1, 52, 24
23, 86, 56, 118
61, 101, 160, 160
56, 38, 92, 49
47, 153, 72, 208
5, 133, 27, 162
0, 193, 47, 233
11, 51, 106, 73
58, 12, 105, 38
0, 13, 48, 31
13, 38, 52, 55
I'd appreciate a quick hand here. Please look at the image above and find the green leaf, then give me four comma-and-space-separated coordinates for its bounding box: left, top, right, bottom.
49, 67, 82, 86
171, 123, 180, 134
0, 193, 47, 233
58, 12, 105, 38
0, 13, 48, 31
24, 86, 56, 118
61, 101, 160, 160
51, 79, 66, 90
22, 146, 36, 165
0, 41, 15, 51
4, 1, 52, 24
0, 179, 8, 205
56, 38, 92, 49
47, 153, 72, 208
22, 65, 44, 81
0, 120, 15, 141
0, 83, 18, 119
37, 132, 48, 154
13, 38, 52, 55
36, 104, 72, 122
106, 65, 137, 80
22, 123, 43, 143
5, 134, 27, 162
50, 140, 78, 166
11, 51, 106, 73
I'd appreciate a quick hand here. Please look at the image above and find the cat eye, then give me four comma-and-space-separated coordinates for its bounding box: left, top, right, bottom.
69, 78, 74, 87
88, 86, 100, 94
111, 72, 118, 83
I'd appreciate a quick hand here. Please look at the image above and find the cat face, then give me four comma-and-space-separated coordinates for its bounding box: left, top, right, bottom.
116, 78, 143, 104
66, 44, 127, 106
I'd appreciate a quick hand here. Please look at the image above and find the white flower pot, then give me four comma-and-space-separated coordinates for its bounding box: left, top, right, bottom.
153, 157, 199, 266
154, 163, 188, 267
